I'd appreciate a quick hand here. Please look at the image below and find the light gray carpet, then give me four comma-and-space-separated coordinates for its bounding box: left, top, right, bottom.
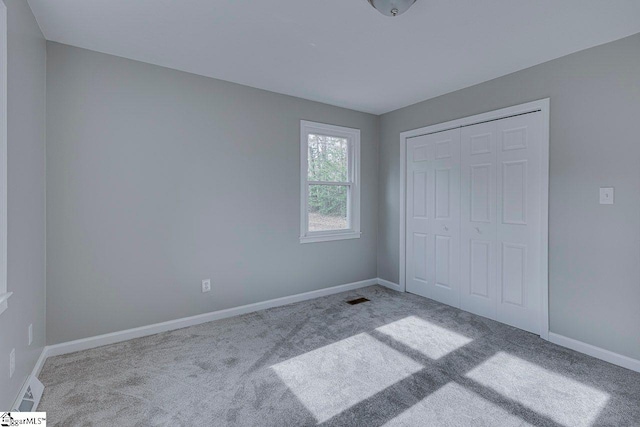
38, 286, 640, 426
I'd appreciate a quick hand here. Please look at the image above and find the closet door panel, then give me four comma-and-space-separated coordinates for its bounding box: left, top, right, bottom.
496, 113, 542, 334
430, 130, 461, 308
406, 129, 461, 307
461, 122, 497, 319
406, 135, 432, 298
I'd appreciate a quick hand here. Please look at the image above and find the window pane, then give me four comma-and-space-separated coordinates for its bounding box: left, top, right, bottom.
308, 185, 348, 232
308, 134, 348, 182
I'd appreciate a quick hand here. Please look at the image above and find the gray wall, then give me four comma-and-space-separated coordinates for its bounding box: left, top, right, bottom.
378, 33, 640, 360
46, 42, 379, 344
0, 0, 46, 409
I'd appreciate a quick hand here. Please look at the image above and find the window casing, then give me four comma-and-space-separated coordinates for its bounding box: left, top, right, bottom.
300, 121, 360, 243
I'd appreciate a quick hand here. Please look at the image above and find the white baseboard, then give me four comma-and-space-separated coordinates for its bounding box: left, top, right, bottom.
20, 281, 640, 407
18, 278, 379, 407
377, 278, 402, 292
45, 278, 378, 358
548, 332, 640, 373
32, 346, 49, 378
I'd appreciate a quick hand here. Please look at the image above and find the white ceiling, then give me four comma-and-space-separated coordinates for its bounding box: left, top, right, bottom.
28, 0, 640, 114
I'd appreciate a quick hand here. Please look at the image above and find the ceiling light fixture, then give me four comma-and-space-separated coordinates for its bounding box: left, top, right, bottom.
367, 0, 417, 17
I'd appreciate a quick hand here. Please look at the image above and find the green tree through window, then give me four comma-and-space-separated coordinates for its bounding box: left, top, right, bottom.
307, 134, 348, 217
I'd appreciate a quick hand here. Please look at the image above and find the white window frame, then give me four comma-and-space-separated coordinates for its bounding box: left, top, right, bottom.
0, 2, 8, 316
300, 120, 361, 244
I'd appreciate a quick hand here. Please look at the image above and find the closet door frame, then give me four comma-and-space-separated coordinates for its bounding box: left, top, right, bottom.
399, 99, 550, 340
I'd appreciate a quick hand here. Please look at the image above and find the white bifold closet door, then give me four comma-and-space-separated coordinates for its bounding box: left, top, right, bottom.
406, 112, 543, 335
406, 128, 461, 308
460, 112, 543, 334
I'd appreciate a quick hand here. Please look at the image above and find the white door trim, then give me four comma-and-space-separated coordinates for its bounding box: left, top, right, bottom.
399, 99, 550, 339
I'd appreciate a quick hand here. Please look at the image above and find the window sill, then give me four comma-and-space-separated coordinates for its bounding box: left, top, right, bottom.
0, 292, 12, 316
300, 231, 361, 244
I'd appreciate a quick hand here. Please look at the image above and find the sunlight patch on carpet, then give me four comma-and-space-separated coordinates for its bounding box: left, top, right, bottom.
271, 332, 423, 423
376, 315, 473, 359
382, 382, 524, 426
466, 352, 610, 427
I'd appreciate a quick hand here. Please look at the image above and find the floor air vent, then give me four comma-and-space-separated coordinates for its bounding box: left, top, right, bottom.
12, 376, 44, 411
346, 297, 370, 305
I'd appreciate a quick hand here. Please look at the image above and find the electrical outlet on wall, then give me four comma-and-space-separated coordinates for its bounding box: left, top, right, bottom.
600, 187, 614, 204
202, 279, 211, 293
9, 348, 15, 378
28, 324, 33, 346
